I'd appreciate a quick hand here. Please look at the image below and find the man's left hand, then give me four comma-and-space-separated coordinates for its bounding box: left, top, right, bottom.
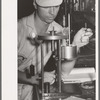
72, 28, 93, 49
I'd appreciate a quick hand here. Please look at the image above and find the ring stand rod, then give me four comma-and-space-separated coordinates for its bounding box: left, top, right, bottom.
41, 43, 44, 99
57, 40, 62, 93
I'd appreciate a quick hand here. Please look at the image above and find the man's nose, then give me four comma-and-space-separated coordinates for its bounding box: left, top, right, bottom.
49, 7, 55, 15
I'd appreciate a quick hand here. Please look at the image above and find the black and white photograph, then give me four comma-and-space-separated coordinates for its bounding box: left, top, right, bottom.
2, 0, 98, 100
17, 0, 96, 100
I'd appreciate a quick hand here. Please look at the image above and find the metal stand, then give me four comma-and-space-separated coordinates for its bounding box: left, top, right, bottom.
35, 30, 78, 100
38, 31, 70, 100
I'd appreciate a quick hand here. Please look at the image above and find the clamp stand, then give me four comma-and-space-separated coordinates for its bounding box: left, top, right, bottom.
37, 30, 78, 100
38, 32, 67, 100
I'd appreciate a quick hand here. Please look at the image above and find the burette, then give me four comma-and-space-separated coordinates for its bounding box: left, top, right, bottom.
61, 0, 77, 60
63, 0, 71, 46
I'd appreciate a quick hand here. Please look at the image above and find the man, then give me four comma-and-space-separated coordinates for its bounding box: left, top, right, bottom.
18, 0, 93, 100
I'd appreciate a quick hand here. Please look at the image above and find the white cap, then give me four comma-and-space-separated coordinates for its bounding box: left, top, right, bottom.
35, 0, 63, 7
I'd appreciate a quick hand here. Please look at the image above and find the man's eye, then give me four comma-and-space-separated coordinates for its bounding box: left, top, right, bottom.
55, 6, 60, 8
42, 6, 49, 9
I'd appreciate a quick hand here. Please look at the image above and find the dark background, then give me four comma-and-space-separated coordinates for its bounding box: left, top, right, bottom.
18, 0, 35, 19
18, 0, 95, 68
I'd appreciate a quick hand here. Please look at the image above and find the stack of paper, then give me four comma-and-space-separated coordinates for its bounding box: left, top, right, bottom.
62, 67, 95, 83
63, 96, 86, 100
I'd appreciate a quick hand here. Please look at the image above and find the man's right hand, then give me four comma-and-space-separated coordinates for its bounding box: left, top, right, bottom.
30, 74, 41, 85
44, 71, 55, 84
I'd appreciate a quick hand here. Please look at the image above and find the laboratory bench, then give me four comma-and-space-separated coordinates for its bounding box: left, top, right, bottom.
61, 81, 95, 100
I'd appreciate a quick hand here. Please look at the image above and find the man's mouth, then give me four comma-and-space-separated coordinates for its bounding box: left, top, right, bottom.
48, 17, 54, 20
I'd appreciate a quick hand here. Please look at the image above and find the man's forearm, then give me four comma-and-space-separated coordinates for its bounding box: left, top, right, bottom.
61, 60, 76, 75
18, 70, 33, 85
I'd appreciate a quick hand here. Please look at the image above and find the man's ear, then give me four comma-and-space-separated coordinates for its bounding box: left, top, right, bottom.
33, 0, 37, 9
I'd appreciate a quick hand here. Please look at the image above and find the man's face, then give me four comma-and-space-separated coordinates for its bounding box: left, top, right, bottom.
36, 5, 60, 24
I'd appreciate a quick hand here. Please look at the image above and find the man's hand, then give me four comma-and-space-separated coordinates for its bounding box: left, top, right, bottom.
44, 71, 55, 84
30, 74, 41, 85
28, 71, 56, 85
72, 28, 93, 49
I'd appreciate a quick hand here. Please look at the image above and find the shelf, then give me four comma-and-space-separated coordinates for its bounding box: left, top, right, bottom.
71, 11, 95, 16
84, 14, 95, 26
